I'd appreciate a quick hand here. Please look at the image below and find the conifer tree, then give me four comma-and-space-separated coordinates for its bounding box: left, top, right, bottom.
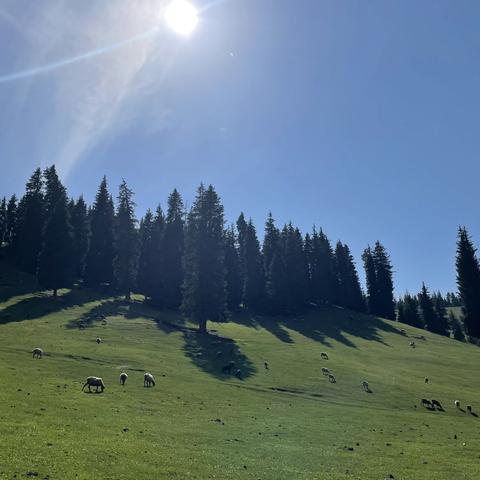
16, 168, 44, 273
455, 227, 480, 338
84, 177, 115, 287
113, 180, 138, 300
310, 228, 337, 305
418, 284, 440, 333
224, 226, 242, 312
431, 292, 450, 336
335, 242, 365, 312
161, 189, 184, 308
242, 219, 265, 310
149, 206, 166, 305
0, 197, 6, 245
236, 212, 248, 295
362, 246, 378, 314
262, 212, 280, 273
37, 175, 73, 296
372, 241, 396, 320
70, 196, 90, 280
448, 311, 465, 342
397, 293, 422, 327
5, 194, 17, 249
182, 185, 226, 333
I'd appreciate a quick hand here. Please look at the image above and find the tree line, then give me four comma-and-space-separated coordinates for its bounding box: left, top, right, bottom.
0, 166, 479, 339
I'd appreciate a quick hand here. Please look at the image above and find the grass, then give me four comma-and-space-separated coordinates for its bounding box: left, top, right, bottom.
1, 262, 480, 479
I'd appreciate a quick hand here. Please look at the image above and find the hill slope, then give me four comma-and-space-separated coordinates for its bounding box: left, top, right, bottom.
0, 263, 479, 479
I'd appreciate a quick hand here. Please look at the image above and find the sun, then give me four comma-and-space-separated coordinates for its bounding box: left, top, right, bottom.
164, 0, 199, 36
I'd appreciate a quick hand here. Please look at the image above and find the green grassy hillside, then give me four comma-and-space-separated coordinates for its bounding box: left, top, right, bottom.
1, 262, 479, 480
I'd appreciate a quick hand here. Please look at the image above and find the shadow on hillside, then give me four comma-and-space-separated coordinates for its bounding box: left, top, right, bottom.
0, 289, 103, 325
0, 260, 38, 302
182, 330, 256, 381
231, 306, 404, 348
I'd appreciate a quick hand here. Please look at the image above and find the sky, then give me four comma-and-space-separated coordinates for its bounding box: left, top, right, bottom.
0, 0, 479, 295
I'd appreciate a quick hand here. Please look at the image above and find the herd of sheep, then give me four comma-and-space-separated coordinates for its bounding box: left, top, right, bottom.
31, 339, 475, 416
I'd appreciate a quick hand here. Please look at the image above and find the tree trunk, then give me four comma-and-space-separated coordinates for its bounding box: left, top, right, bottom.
199, 318, 208, 334
53, 288, 58, 298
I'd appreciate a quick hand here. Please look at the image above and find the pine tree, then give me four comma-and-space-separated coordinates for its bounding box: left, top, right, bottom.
362, 246, 378, 314
224, 226, 242, 312
161, 189, 184, 309
70, 196, 90, 280
455, 227, 480, 338
397, 293, 422, 327
0, 197, 6, 245
262, 212, 280, 273
43, 166, 65, 218
335, 242, 365, 312
372, 241, 396, 319
37, 180, 73, 296
84, 177, 115, 287
431, 292, 450, 336
182, 184, 226, 333
236, 212, 248, 298
149, 206, 166, 305
16, 168, 45, 273
113, 180, 138, 300
310, 228, 337, 305
5, 194, 17, 249
418, 284, 441, 334
242, 219, 265, 310
448, 311, 465, 342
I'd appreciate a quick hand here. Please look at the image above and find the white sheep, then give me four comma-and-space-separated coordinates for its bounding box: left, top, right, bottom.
82, 376, 105, 393
144, 372, 155, 387
119, 372, 128, 385
32, 347, 43, 359
454, 400, 460, 408
96, 337, 102, 344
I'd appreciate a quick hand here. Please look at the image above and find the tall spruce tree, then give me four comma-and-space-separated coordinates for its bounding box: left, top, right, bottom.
334, 242, 365, 312
161, 189, 184, 308
224, 225, 242, 312
397, 293, 422, 327
236, 212, 248, 297
310, 228, 337, 305
113, 180, 138, 300
5, 194, 17, 249
137, 209, 155, 300
37, 173, 73, 296
362, 246, 379, 314
70, 196, 90, 280
448, 311, 465, 342
16, 168, 44, 273
84, 177, 115, 287
455, 227, 480, 338
431, 292, 450, 336
0, 197, 6, 245
242, 219, 265, 310
149, 206, 166, 305
181, 184, 226, 333
372, 241, 396, 319
418, 283, 441, 333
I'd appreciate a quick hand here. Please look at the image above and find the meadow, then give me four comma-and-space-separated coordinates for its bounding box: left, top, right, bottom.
0, 261, 479, 480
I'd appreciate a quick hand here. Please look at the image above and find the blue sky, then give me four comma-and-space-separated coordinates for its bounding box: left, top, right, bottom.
0, 0, 479, 295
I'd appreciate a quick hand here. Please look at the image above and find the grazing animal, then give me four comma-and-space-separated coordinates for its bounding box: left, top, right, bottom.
467, 405, 472, 413
454, 400, 460, 408
96, 337, 101, 344
409, 341, 416, 348
119, 372, 128, 385
321, 367, 330, 376
431, 399, 443, 410
421, 398, 433, 408
221, 361, 235, 374
320, 352, 329, 360
32, 347, 43, 359
424, 377, 429, 383
362, 381, 369, 392
144, 373, 155, 387
328, 374, 336, 383
264, 361, 269, 370
234, 369, 242, 380
82, 376, 105, 393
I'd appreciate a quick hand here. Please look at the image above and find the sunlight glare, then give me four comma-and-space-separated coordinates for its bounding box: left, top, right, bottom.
164, 0, 198, 36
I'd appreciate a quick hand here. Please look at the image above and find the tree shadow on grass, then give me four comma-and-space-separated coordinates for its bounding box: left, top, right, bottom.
0, 288, 104, 325
0, 260, 38, 303
182, 330, 256, 381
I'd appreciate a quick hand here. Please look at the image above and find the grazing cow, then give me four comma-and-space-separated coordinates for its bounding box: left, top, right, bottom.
467, 405, 472, 413
431, 399, 443, 410
264, 361, 269, 370
82, 376, 105, 393
454, 400, 460, 408
362, 381, 370, 392
144, 373, 155, 387
234, 369, 242, 380
96, 337, 102, 344
328, 374, 336, 383
321, 367, 330, 376
119, 372, 128, 385
320, 352, 329, 360
32, 347, 43, 359
409, 341, 416, 348
221, 361, 235, 374
424, 377, 429, 383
